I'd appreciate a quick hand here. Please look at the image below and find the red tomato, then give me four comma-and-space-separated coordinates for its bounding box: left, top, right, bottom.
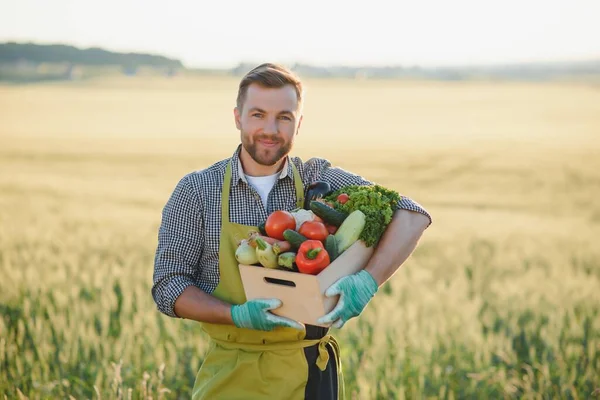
265, 210, 296, 240
337, 193, 349, 204
298, 221, 329, 242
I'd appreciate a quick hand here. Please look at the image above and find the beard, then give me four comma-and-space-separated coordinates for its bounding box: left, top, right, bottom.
241, 133, 293, 166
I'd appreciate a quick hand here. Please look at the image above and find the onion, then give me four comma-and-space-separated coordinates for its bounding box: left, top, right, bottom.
235, 239, 259, 265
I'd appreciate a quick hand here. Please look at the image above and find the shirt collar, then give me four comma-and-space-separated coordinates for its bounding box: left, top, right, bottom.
230, 144, 293, 187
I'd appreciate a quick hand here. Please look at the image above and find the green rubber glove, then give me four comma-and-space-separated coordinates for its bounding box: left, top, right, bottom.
316, 270, 379, 329
231, 298, 304, 331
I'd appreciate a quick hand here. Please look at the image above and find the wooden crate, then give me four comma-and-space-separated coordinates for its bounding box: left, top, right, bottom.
238, 241, 374, 327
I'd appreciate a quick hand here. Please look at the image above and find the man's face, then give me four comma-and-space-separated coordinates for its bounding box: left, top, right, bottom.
234, 83, 302, 167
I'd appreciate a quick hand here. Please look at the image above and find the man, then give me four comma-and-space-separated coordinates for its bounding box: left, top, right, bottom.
152, 63, 432, 399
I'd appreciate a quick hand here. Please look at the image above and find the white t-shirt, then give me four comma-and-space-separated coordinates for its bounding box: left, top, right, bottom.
245, 173, 279, 208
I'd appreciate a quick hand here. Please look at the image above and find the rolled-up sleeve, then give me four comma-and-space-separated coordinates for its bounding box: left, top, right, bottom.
397, 196, 432, 227
152, 174, 204, 318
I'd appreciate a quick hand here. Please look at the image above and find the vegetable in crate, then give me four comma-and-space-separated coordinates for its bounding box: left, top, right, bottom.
272, 240, 292, 255
298, 220, 329, 242
297, 204, 339, 234
290, 208, 321, 230
247, 232, 278, 247
258, 221, 268, 236
277, 252, 296, 270
296, 240, 330, 275
310, 201, 348, 227
283, 229, 308, 250
324, 234, 339, 261
265, 210, 296, 240
334, 210, 366, 253
324, 185, 401, 247
254, 237, 279, 269
303, 181, 332, 210
235, 239, 259, 265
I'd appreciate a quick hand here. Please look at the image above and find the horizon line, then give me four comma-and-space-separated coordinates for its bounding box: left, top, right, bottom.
2, 39, 600, 71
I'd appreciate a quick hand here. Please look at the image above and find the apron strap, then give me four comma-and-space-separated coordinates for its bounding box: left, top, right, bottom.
291, 161, 304, 209
221, 161, 233, 225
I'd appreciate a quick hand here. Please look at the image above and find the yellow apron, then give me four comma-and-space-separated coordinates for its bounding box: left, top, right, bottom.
192, 160, 344, 400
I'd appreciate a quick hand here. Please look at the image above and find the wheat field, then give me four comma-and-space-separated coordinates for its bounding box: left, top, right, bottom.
1, 75, 599, 399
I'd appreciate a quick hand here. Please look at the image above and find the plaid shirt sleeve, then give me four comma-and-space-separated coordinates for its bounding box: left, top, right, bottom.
302, 157, 432, 227
152, 174, 204, 318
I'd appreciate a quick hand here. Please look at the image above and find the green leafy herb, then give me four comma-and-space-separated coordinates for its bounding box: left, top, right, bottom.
324, 184, 401, 247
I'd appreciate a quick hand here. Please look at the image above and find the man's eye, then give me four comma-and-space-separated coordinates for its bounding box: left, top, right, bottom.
252, 113, 263, 118
279, 115, 292, 121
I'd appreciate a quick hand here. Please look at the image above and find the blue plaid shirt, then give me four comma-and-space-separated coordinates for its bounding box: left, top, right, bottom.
152, 145, 432, 317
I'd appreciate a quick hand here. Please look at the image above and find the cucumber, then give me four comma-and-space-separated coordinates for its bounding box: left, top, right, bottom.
334, 210, 366, 253
258, 221, 267, 236
310, 201, 348, 227
324, 234, 339, 261
282, 229, 308, 250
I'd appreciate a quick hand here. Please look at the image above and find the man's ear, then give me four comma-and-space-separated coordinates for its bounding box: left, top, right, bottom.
234, 107, 241, 130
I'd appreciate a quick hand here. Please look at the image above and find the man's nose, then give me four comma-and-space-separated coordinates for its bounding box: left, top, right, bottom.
264, 117, 278, 135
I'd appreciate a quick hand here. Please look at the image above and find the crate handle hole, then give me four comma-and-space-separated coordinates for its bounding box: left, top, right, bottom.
263, 277, 297, 287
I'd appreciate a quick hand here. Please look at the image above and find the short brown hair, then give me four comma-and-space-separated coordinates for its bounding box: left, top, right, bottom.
236, 63, 304, 111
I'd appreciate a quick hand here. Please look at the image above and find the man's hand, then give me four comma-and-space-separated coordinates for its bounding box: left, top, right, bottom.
231, 298, 304, 331
317, 270, 379, 329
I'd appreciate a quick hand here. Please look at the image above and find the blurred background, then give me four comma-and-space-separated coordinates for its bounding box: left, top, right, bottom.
1, 0, 599, 399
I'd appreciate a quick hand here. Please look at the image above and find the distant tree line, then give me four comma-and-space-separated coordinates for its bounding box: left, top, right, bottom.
0, 42, 183, 68
1, 42, 598, 82
233, 60, 600, 81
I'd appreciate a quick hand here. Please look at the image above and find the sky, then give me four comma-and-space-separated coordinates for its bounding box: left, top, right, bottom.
1, 0, 599, 69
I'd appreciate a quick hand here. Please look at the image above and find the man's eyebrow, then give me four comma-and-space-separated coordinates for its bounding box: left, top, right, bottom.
247, 107, 266, 114
247, 107, 295, 116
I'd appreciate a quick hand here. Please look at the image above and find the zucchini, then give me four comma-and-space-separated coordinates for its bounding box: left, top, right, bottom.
310, 201, 348, 227
282, 229, 308, 250
324, 234, 339, 261
334, 210, 366, 253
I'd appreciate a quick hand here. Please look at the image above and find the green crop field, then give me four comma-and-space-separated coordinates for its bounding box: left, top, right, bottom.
1, 75, 599, 399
